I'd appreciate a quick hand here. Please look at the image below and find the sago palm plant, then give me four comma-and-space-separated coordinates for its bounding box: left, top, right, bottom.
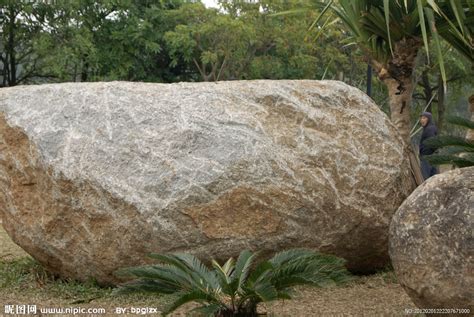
423, 115, 474, 167
114, 249, 351, 316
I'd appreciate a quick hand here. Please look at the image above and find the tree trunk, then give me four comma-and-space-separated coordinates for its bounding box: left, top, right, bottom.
81, 60, 89, 82
372, 38, 421, 144
7, 7, 17, 86
366, 64, 372, 97
383, 76, 415, 143
437, 75, 445, 132
384, 76, 424, 186
371, 38, 423, 186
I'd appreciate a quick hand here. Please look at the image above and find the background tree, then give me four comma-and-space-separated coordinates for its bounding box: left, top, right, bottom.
0, 1, 55, 86
164, 3, 256, 81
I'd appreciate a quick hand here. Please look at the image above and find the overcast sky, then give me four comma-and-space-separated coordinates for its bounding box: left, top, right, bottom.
201, 0, 219, 8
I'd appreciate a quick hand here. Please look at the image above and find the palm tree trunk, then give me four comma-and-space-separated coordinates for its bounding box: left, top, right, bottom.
372, 38, 421, 144
383, 77, 415, 143
382, 77, 423, 185
373, 49, 422, 185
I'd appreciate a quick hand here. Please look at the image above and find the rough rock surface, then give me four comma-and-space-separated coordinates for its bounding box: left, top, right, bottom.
389, 167, 473, 311
0, 80, 413, 284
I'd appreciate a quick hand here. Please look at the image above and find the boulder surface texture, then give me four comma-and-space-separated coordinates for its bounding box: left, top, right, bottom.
0, 80, 413, 284
390, 167, 473, 312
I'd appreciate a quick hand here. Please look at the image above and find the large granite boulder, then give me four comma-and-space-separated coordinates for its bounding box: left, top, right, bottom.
0, 80, 413, 285
389, 167, 473, 312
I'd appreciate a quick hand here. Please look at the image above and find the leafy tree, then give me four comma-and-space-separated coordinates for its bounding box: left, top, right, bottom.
424, 115, 474, 167
0, 0, 55, 86
164, 3, 256, 81
114, 249, 351, 316
35, 0, 191, 83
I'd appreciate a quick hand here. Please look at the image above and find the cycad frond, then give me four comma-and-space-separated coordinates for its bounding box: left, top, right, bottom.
424, 115, 474, 167
162, 291, 219, 316
253, 281, 278, 302
424, 153, 474, 167
246, 261, 273, 286
424, 136, 474, 150
231, 249, 258, 292
446, 115, 474, 130
211, 258, 234, 293
269, 248, 317, 266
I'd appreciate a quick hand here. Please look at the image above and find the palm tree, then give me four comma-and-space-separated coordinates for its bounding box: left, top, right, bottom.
314, 0, 472, 138
114, 249, 351, 316
311, 0, 472, 185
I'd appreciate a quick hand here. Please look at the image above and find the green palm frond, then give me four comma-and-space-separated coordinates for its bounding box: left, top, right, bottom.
447, 115, 474, 129
150, 253, 220, 291
231, 249, 258, 292
423, 153, 474, 167
246, 260, 273, 286
424, 135, 474, 150
439, 146, 474, 155
269, 251, 350, 289
211, 257, 234, 296
162, 290, 218, 316
312, 0, 473, 89
269, 248, 317, 266
253, 280, 278, 302
432, 0, 474, 63
424, 115, 474, 167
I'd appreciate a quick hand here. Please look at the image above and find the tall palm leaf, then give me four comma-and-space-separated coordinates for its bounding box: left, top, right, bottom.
430, 0, 473, 64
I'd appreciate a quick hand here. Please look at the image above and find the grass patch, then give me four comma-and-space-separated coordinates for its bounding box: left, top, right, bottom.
0, 256, 165, 308
0, 257, 42, 289
0, 257, 111, 302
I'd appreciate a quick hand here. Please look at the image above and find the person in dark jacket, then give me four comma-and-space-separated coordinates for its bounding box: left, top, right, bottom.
419, 112, 438, 180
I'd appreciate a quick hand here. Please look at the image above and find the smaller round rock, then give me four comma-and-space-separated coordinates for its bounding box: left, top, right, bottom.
389, 167, 473, 312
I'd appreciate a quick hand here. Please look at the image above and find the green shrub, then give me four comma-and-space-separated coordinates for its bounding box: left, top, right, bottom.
114, 249, 352, 316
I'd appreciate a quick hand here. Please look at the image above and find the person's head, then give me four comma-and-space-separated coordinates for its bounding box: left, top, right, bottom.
420, 112, 432, 127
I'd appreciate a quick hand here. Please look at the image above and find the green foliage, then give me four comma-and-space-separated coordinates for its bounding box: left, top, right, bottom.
424, 115, 474, 167
319, 0, 473, 83
0, 0, 56, 86
114, 249, 352, 316
164, 3, 255, 81
433, 0, 474, 64
0, 257, 41, 288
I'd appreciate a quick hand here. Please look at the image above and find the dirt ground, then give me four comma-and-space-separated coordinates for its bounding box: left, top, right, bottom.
0, 225, 417, 316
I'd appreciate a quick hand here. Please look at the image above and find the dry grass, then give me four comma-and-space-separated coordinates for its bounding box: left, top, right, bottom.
0, 225, 417, 316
